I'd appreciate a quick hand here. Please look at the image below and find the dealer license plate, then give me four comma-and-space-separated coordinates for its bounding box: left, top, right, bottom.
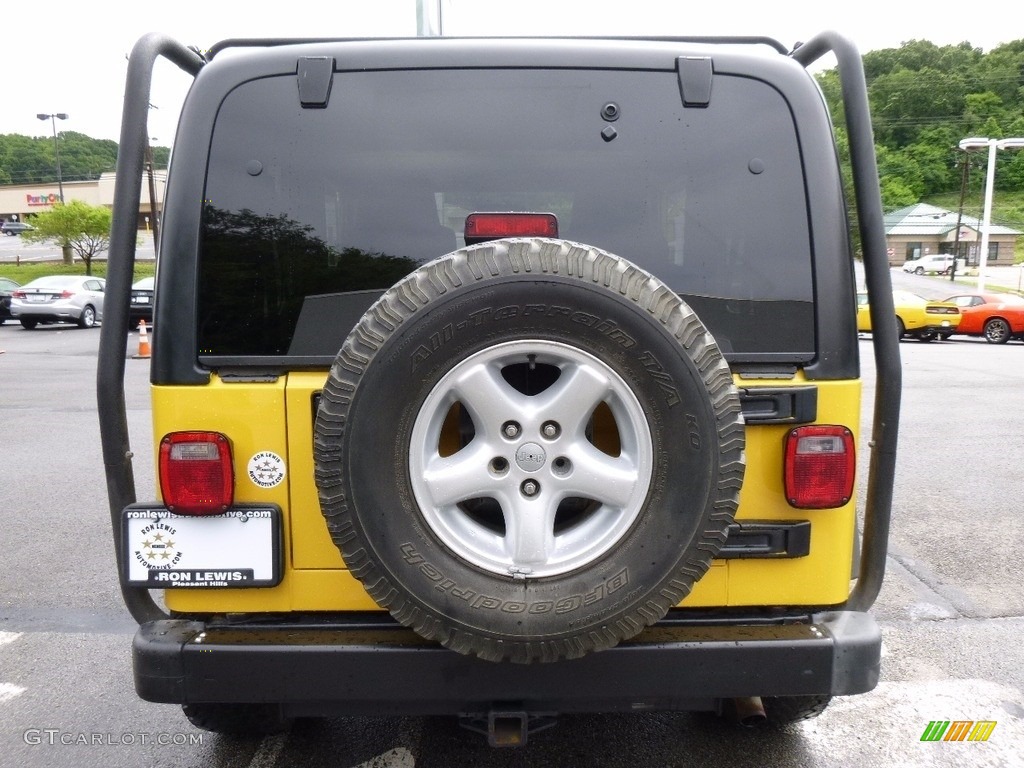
123, 506, 280, 587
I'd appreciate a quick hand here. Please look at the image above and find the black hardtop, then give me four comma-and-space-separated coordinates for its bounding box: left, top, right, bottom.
203, 34, 790, 64
154, 33, 855, 382
195, 35, 813, 96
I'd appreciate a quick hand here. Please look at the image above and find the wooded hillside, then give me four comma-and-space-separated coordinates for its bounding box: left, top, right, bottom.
818, 38, 1024, 231
0, 132, 169, 186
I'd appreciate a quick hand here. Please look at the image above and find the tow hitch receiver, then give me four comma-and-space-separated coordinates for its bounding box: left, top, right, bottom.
459, 710, 558, 747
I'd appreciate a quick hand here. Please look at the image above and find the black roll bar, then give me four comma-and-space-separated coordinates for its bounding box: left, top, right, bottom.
792, 32, 902, 611
98, 33, 203, 624
99, 31, 897, 625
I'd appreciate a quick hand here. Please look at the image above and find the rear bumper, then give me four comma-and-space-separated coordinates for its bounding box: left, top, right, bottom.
11, 306, 81, 321
134, 610, 881, 716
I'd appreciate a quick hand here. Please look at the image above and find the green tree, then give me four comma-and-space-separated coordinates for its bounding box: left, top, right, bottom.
0, 133, 54, 184
876, 145, 925, 199
1003, 152, 1024, 191
870, 66, 968, 146
22, 201, 112, 275
862, 40, 980, 81
905, 128, 959, 195
816, 37, 1024, 216
879, 176, 919, 209
976, 42, 1024, 104
963, 91, 1008, 133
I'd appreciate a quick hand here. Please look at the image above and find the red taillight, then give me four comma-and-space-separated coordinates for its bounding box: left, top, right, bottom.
464, 212, 558, 244
784, 425, 855, 509
12, 290, 26, 298
159, 431, 234, 515
59, 290, 75, 299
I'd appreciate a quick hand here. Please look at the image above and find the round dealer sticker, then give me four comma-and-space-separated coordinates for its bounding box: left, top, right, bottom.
248, 451, 286, 489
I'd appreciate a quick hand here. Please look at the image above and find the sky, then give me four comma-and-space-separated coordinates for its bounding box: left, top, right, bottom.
1, 0, 1020, 147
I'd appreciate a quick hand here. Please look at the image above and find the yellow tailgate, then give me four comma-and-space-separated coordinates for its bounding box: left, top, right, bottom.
160, 372, 859, 614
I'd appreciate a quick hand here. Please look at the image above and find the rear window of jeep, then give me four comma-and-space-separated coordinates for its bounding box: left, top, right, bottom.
198, 67, 814, 361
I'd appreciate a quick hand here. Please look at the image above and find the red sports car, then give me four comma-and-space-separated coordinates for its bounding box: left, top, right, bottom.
941, 293, 1024, 344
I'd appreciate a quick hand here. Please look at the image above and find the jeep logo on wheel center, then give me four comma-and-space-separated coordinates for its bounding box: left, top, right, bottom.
515, 442, 546, 472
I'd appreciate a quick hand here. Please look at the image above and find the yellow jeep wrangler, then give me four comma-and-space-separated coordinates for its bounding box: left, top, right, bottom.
99, 30, 901, 744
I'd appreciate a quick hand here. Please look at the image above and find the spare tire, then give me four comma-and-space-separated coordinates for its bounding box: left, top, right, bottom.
314, 238, 744, 663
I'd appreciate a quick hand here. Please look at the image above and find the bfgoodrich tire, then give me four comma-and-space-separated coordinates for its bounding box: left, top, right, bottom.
762, 695, 832, 725
314, 238, 745, 663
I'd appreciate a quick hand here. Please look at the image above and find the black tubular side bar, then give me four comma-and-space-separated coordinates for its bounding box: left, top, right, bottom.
792, 32, 901, 611
98, 33, 204, 624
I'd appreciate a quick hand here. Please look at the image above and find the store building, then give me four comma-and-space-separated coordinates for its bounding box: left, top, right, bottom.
884, 203, 1020, 267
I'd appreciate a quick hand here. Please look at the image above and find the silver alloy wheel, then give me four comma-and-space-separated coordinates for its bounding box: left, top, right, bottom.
409, 339, 653, 579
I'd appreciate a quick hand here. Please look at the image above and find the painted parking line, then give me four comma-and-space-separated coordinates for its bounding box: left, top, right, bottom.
246, 735, 415, 768
0, 683, 26, 704
354, 747, 415, 768
247, 733, 287, 768
0, 632, 26, 704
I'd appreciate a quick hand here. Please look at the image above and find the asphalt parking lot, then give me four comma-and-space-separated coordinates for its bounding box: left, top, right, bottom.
1, 272, 1023, 767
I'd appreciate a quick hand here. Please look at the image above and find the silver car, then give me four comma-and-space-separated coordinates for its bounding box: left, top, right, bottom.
11, 275, 106, 329
1, 220, 35, 236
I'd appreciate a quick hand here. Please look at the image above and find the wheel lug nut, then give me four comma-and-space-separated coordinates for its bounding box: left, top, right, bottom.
502, 421, 521, 439
521, 480, 540, 497
541, 421, 560, 439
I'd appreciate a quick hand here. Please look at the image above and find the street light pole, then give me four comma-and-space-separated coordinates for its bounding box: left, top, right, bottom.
976, 139, 996, 293
416, 0, 444, 36
36, 113, 69, 203
958, 136, 1024, 293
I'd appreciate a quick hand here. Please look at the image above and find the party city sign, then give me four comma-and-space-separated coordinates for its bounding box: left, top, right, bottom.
26, 192, 60, 206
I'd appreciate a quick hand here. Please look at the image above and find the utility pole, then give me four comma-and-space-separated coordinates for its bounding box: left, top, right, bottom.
951, 151, 970, 282
145, 138, 160, 259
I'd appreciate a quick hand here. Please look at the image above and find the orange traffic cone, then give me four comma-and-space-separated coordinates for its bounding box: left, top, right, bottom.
134, 320, 151, 359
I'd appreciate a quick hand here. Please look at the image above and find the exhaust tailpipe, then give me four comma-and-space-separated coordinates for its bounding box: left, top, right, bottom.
732, 696, 767, 727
